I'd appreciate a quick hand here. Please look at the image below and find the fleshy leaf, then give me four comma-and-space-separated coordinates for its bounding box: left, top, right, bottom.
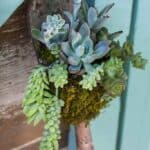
64, 11, 73, 24
108, 31, 123, 40
69, 64, 82, 74
83, 37, 93, 54
70, 30, 82, 49
68, 56, 81, 65
79, 23, 90, 37
61, 42, 73, 56
31, 28, 44, 43
75, 45, 85, 57
98, 3, 115, 17
95, 41, 110, 58
87, 7, 98, 27
93, 16, 109, 31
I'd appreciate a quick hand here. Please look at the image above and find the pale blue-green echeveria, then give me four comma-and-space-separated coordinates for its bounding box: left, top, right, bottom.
61, 29, 110, 74
87, 3, 114, 31
32, 14, 68, 51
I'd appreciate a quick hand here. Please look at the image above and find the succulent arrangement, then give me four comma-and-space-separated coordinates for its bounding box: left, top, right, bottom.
23, 0, 147, 149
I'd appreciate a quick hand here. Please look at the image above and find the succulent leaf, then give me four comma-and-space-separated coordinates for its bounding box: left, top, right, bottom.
75, 45, 85, 57
31, 28, 45, 43
95, 40, 110, 57
79, 23, 90, 37
64, 11, 73, 24
108, 31, 123, 40
68, 64, 82, 74
87, 7, 98, 27
98, 3, 115, 17
70, 30, 82, 49
93, 16, 109, 31
61, 42, 73, 56
68, 56, 81, 65
83, 37, 93, 53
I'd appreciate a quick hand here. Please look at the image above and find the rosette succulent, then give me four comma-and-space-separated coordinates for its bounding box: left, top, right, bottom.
32, 14, 68, 54
48, 64, 68, 88
61, 29, 111, 74
103, 57, 124, 78
79, 65, 104, 90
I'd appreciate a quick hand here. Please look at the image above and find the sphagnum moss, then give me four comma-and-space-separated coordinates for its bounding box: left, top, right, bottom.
60, 76, 108, 125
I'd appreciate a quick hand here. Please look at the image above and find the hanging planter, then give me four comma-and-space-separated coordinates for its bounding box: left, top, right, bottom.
24, 0, 147, 149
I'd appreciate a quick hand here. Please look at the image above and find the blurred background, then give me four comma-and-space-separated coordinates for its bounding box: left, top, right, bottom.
0, 0, 150, 150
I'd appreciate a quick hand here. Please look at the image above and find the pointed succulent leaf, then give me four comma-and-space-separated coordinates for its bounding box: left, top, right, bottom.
93, 16, 109, 31
81, 0, 89, 17
83, 37, 93, 54
75, 45, 85, 57
63, 23, 69, 30
68, 64, 82, 74
61, 42, 73, 56
79, 23, 90, 37
95, 40, 110, 58
108, 31, 123, 40
98, 3, 115, 17
82, 54, 98, 63
73, 0, 82, 20
68, 56, 81, 65
70, 30, 82, 49
87, 7, 98, 28
51, 31, 67, 43
31, 28, 44, 43
64, 11, 73, 24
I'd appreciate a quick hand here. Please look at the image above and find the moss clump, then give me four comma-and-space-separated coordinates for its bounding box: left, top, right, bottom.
60, 76, 109, 125
35, 42, 56, 65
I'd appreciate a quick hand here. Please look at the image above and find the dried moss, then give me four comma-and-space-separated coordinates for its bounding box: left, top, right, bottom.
59, 76, 109, 125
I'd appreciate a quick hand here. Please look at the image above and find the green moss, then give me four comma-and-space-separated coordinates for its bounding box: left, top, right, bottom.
34, 42, 56, 65
59, 76, 109, 125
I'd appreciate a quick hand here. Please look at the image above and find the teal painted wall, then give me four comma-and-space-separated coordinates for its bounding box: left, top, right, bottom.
91, 0, 150, 150
91, 0, 133, 150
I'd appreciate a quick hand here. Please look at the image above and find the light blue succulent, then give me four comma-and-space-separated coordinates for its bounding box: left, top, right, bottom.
61, 27, 110, 74
64, 0, 81, 29
32, 14, 68, 50
87, 3, 114, 31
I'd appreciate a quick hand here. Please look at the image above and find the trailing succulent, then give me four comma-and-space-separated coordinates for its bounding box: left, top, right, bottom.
23, 0, 148, 149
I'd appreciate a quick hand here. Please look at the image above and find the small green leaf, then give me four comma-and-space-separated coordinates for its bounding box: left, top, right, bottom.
31, 27, 44, 43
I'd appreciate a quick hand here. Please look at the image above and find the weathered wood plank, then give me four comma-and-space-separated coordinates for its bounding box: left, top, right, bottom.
0, 0, 71, 149
0, 1, 37, 106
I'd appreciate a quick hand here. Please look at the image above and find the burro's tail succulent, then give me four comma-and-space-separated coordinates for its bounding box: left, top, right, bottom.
61, 27, 111, 74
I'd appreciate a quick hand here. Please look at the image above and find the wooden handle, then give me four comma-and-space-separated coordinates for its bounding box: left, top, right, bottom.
76, 122, 94, 150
